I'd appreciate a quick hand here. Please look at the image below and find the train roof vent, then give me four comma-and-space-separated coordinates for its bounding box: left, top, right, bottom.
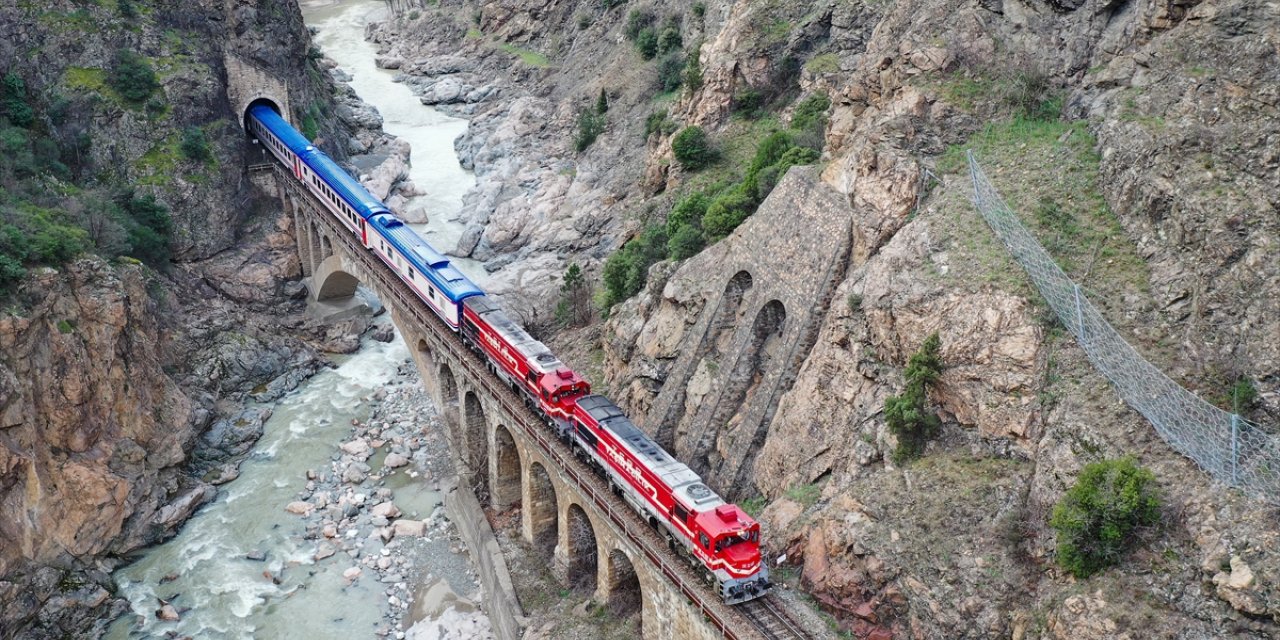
305, 145, 315, 151
715, 505, 737, 522
536, 354, 558, 363
686, 483, 716, 503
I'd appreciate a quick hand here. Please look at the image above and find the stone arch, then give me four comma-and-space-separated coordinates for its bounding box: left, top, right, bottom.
321, 233, 334, 262
491, 424, 521, 511
708, 271, 755, 359
524, 461, 557, 560
313, 254, 359, 301
704, 299, 787, 475
415, 337, 433, 365
563, 503, 598, 593
294, 207, 313, 277
308, 220, 323, 274
437, 363, 459, 427
604, 547, 642, 619
659, 270, 755, 446
464, 391, 490, 507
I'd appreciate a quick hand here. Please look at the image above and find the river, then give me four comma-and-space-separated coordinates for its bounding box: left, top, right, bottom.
303, 0, 489, 287
105, 2, 495, 637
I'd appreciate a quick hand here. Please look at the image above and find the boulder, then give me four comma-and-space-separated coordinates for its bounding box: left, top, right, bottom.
371, 501, 402, 519
285, 501, 314, 516
392, 519, 426, 537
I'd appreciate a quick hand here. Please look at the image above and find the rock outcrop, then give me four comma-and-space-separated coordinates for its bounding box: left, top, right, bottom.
352, 0, 1278, 637
0, 0, 391, 637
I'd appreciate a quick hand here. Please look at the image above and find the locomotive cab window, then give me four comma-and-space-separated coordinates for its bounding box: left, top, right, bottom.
699, 533, 710, 550
673, 504, 689, 523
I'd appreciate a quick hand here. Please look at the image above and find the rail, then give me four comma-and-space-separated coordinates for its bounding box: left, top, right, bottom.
271, 164, 798, 639
738, 595, 811, 640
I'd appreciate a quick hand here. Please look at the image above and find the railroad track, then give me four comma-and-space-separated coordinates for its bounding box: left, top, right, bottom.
738, 595, 812, 640
276, 165, 819, 640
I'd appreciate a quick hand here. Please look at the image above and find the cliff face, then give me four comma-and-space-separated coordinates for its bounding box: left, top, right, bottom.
0, 1, 356, 636
601, 0, 1280, 637
363, 0, 1276, 637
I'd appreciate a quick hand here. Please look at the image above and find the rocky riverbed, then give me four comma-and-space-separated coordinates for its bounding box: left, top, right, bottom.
105, 322, 491, 639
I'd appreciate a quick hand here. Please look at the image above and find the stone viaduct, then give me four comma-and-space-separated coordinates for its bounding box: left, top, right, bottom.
248, 162, 775, 640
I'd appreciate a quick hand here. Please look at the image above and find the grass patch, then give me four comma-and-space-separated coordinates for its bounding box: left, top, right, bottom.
498, 43, 550, 68
134, 135, 181, 186
784, 483, 821, 508
934, 117, 1151, 308
804, 53, 839, 75
63, 67, 108, 94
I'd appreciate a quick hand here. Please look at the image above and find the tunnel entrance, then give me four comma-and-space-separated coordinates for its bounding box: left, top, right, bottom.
243, 97, 283, 135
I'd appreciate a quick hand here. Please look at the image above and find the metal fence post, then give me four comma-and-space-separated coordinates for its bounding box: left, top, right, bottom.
1231, 414, 1240, 486
1073, 284, 1085, 339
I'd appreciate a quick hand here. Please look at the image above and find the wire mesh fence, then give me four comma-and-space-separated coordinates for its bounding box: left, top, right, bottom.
966, 150, 1278, 502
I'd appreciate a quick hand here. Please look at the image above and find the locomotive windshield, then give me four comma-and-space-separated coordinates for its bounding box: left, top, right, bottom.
714, 529, 759, 552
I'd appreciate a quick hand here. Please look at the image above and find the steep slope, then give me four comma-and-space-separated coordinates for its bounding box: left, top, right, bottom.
0, 1, 384, 636
362, 0, 1276, 637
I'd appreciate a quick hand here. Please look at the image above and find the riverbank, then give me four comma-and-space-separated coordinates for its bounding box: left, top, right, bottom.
105, 322, 492, 639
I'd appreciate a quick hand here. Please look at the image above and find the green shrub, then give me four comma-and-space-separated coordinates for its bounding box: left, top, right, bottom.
683, 48, 703, 91
144, 96, 167, 118
109, 50, 159, 104
791, 92, 830, 135
600, 0, 626, 8
0, 126, 36, 178
574, 108, 605, 152
656, 53, 684, 93
692, 2, 706, 18
667, 223, 704, 260
1, 73, 34, 129
576, 13, 592, 29
121, 192, 172, 265
742, 130, 793, 194
1050, 457, 1160, 578
1230, 377, 1258, 413
672, 125, 712, 170
665, 192, 710, 235
644, 109, 677, 138
601, 224, 669, 308
300, 105, 319, 140
30, 222, 89, 264
885, 332, 943, 463
408, 9, 421, 20
118, 0, 137, 18
757, 145, 818, 199
732, 88, 764, 119
624, 9, 653, 41
701, 187, 755, 240
658, 26, 682, 54
555, 263, 592, 328
180, 126, 211, 162
0, 254, 24, 292
595, 88, 609, 114
635, 28, 659, 60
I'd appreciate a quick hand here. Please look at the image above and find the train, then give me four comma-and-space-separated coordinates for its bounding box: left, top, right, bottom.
247, 104, 770, 604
